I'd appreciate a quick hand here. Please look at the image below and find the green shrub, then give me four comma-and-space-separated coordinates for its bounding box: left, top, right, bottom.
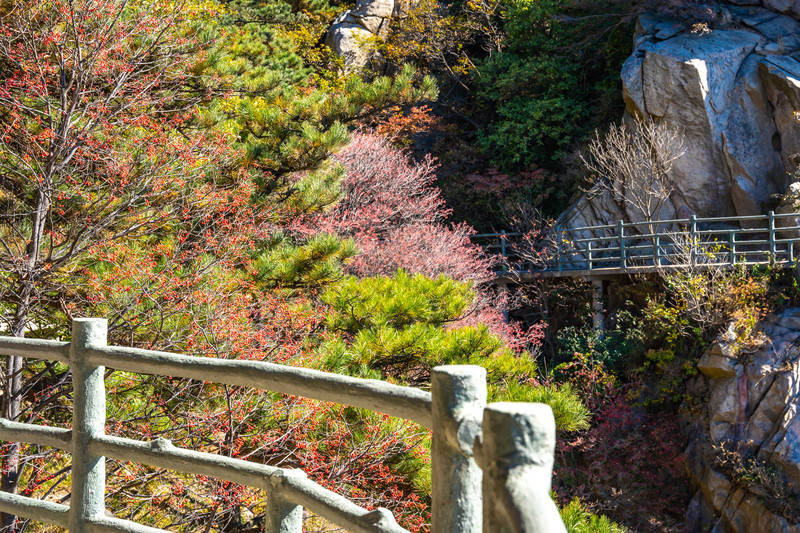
472, 0, 633, 171
474, 53, 586, 168
556, 308, 645, 373
559, 497, 628, 533
253, 233, 358, 289
320, 270, 590, 431
512, 383, 590, 432
642, 297, 692, 353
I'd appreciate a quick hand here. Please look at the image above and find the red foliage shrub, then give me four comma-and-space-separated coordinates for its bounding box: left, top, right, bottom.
552, 355, 690, 532
374, 105, 440, 146
348, 223, 493, 285
299, 132, 447, 237
463, 165, 546, 194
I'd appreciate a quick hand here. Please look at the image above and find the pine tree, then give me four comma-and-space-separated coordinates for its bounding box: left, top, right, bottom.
196, 0, 438, 195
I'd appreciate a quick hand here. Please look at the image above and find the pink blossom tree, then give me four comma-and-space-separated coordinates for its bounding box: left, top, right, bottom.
294, 132, 545, 353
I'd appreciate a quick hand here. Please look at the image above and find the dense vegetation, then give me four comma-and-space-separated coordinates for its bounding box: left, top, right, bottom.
1, 0, 795, 532
0, 0, 593, 530
380, 0, 636, 228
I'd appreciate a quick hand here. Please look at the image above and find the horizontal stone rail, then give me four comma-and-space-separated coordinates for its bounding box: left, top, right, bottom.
0, 318, 567, 532
0, 337, 69, 362
0, 338, 432, 428
84, 344, 433, 428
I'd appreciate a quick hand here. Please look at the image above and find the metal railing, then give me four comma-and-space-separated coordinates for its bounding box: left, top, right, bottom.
474, 211, 800, 275
0, 318, 567, 532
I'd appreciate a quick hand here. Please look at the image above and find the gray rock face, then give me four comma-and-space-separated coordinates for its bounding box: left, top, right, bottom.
326, 20, 379, 72
689, 308, 800, 532
761, 57, 800, 169
560, 2, 800, 232
326, 0, 398, 71
764, 0, 800, 17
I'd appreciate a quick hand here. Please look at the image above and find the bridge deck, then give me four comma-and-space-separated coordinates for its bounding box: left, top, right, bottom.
497, 261, 798, 283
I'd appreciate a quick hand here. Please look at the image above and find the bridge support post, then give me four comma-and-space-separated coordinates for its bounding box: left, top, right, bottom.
431, 366, 486, 533
498, 281, 509, 322
591, 279, 605, 334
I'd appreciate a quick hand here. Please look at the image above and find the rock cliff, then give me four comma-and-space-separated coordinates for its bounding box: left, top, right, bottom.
688, 308, 800, 532
561, 2, 800, 231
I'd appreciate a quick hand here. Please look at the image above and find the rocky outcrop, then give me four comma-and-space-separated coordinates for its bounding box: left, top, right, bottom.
326, 0, 402, 71
687, 308, 800, 532
560, 2, 800, 231
764, 0, 800, 18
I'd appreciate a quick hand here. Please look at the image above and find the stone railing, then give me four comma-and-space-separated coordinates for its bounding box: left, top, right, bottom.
0, 318, 566, 532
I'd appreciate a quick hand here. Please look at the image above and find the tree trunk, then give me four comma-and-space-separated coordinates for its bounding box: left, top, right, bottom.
1, 190, 48, 532
1, 300, 30, 533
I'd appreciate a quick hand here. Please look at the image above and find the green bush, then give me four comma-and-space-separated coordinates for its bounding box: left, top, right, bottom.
474, 53, 586, 168
253, 233, 358, 289
559, 498, 628, 533
556, 308, 645, 373
515, 383, 590, 431
472, 0, 633, 171
320, 270, 590, 431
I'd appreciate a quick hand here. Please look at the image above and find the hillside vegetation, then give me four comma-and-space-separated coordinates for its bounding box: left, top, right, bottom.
1, 0, 797, 532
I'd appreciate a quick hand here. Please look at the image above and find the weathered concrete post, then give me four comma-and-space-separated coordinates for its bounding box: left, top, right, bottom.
475, 402, 566, 533
69, 318, 107, 532
264, 494, 302, 532
431, 365, 486, 533
265, 470, 304, 532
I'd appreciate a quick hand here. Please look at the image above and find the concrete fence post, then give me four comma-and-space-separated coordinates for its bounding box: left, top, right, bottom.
69, 318, 108, 532
430, 365, 486, 533
475, 402, 566, 533
264, 494, 302, 533
265, 470, 304, 532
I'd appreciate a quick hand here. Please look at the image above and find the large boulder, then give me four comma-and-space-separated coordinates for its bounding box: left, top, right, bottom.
560, 2, 800, 232
326, 0, 397, 72
326, 20, 380, 72
688, 308, 800, 532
